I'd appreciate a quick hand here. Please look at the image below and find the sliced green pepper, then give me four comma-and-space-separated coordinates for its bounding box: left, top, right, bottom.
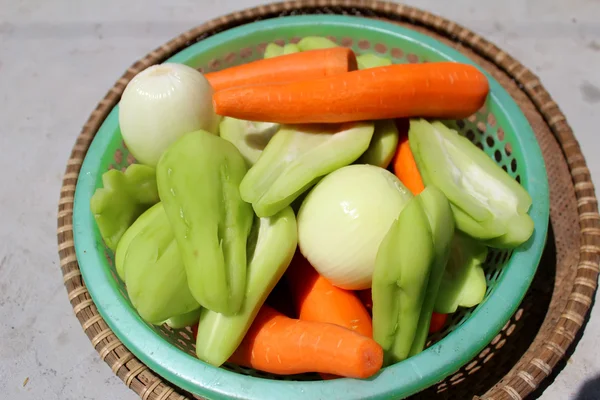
156, 130, 254, 315
166, 308, 202, 329
283, 43, 300, 54
357, 53, 392, 70
90, 164, 159, 251
195, 206, 297, 366
435, 233, 488, 314
409, 119, 534, 248
372, 186, 454, 364
121, 203, 200, 325
264, 43, 284, 59
239, 122, 374, 217
409, 187, 455, 356
297, 36, 338, 51
219, 117, 280, 166
357, 119, 399, 168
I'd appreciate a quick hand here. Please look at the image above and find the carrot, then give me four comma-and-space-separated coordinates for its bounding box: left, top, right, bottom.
204, 47, 358, 92
393, 119, 425, 195
429, 312, 448, 334
228, 305, 384, 379
213, 62, 489, 124
285, 253, 373, 338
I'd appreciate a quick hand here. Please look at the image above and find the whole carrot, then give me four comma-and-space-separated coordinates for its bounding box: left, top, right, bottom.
213, 62, 489, 124
393, 119, 425, 196
204, 47, 358, 92
285, 253, 372, 338
228, 305, 384, 379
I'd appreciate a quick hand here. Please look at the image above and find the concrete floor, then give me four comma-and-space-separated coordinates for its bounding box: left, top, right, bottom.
1, 0, 599, 399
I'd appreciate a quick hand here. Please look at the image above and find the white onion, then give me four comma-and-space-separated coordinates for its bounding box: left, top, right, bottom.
119, 63, 219, 167
297, 164, 413, 290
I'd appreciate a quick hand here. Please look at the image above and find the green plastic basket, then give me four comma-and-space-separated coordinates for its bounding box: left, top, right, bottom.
73, 15, 550, 400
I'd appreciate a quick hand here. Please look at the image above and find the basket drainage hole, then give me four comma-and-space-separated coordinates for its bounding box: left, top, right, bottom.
486, 135, 495, 147
494, 150, 502, 162
511, 158, 517, 172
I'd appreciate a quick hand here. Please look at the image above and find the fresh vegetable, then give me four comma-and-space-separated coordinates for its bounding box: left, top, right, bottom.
120, 203, 200, 325
298, 164, 413, 290
409, 119, 534, 248
283, 43, 300, 55
357, 53, 392, 70
408, 186, 455, 357
297, 36, 338, 51
372, 186, 454, 364
195, 207, 297, 367
240, 122, 375, 218
205, 47, 358, 92
264, 43, 284, 59
219, 117, 280, 166
285, 253, 372, 338
228, 305, 384, 378
119, 63, 219, 166
156, 130, 254, 315
357, 119, 399, 168
91, 164, 159, 251
359, 289, 448, 335
435, 233, 488, 314
166, 309, 202, 329
213, 62, 490, 124
393, 125, 425, 196
429, 312, 447, 334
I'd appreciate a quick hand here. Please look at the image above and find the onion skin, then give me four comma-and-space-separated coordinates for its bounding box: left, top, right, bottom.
119, 63, 219, 167
297, 164, 413, 290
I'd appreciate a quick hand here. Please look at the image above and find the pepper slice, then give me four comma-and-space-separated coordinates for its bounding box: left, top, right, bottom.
434, 233, 488, 314
219, 117, 280, 166
409, 119, 534, 248
156, 130, 254, 315
357, 119, 399, 168
239, 122, 374, 218
120, 203, 200, 325
195, 206, 297, 367
90, 164, 159, 251
372, 186, 454, 364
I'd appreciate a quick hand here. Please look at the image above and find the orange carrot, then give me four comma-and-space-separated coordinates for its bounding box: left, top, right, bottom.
429, 312, 448, 334
213, 62, 489, 124
204, 47, 358, 92
228, 305, 384, 379
392, 120, 425, 196
285, 253, 373, 338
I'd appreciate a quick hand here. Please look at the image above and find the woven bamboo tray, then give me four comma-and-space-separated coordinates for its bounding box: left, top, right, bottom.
56, 1, 600, 399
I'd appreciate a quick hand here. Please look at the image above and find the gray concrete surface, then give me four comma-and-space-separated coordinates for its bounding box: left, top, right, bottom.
0, 0, 598, 399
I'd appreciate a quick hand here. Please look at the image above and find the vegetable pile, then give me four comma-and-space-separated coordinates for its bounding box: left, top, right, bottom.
91, 36, 534, 380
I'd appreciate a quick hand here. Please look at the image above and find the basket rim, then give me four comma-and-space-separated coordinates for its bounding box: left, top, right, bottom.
56, 1, 600, 400
72, 14, 549, 400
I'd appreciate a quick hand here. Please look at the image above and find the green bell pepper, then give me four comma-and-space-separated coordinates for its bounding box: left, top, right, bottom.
434, 233, 488, 314
90, 164, 159, 251
120, 203, 200, 325
166, 308, 202, 329
195, 206, 297, 366
283, 43, 300, 55
264, 43, 284, 59
297, 36, 338, 51
372, 186, 454, 365
409, 119, 534, 248
357, 119, 399, 168
156, 130, 254, 316
357, 53, 392, 70
239, 122, 374, 217
219, 117, 280, 166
